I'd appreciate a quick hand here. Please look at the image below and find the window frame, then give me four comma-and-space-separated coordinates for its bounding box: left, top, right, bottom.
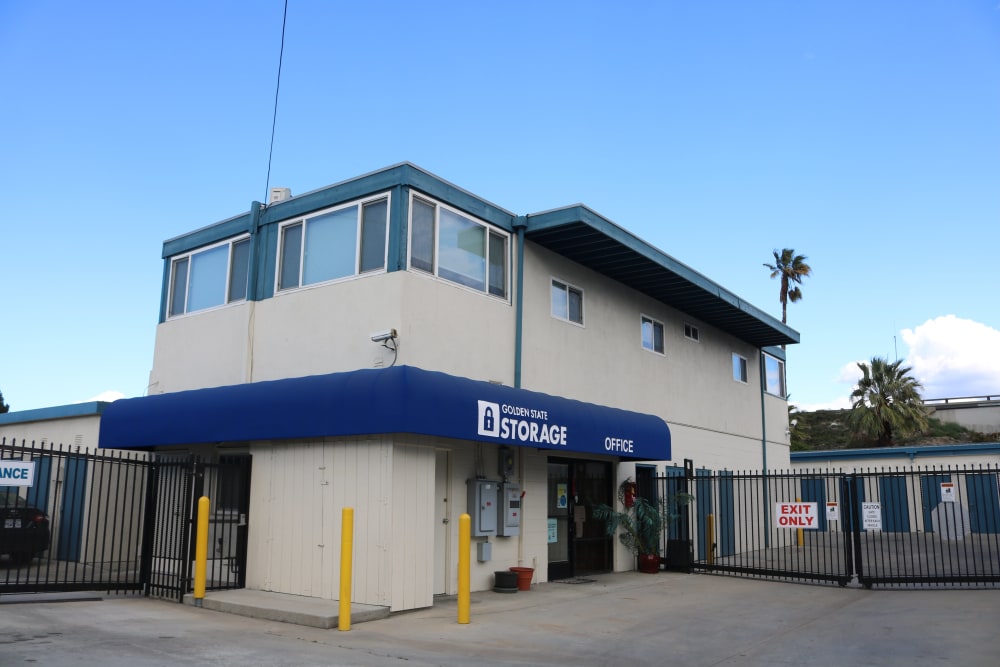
275, 193, 390, 293
684, 322, 700, 343
167, 235, 251, 319
640, 314, 665, 355
732, 353, 749, 384
764, 353, 786, 398
550, 278, 585, 326
406, 193, 510, 301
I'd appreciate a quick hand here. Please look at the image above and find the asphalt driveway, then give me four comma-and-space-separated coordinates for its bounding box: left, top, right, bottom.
2, 572, 998, 666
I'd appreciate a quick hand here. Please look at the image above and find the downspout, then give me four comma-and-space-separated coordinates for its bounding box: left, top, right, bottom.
759, 349, 770, 547
513, 216, 528, 389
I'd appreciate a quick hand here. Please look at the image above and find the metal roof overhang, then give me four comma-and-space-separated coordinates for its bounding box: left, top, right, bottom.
98, 366, 670, 461
525, 206, 799, 349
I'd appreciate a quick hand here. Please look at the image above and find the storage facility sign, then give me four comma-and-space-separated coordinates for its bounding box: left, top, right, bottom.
0, 460, 35, 487
775, 502, 818, 528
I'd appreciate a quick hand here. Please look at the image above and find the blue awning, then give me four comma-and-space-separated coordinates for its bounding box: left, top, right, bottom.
98, 366, 670, 461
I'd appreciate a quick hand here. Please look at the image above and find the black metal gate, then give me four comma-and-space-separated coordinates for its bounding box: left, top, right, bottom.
663, 465, 1000, 589
1, 440, 251, 600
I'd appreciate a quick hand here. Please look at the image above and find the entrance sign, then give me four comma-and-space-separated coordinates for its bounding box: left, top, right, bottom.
0, 460, 35, 487
862, 502, 882, 530
826, 502, 840, 521
775, 502, 818, 528
941, 482, 956, 503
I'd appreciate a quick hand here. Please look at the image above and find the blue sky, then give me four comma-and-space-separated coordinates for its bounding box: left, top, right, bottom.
2, 1, 998, 413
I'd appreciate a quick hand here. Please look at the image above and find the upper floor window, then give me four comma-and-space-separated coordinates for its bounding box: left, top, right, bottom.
409, 195, 508, 299
168, 237, 250, 318
732, 353, 749, 384
764, 353, 786, 398
551, 279, 584, 325
641, 315, 664, 354
277, 195, 389, 291
684, 323, 700, 342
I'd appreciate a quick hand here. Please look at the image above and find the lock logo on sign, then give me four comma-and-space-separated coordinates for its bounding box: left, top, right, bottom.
477, 400, 501, 437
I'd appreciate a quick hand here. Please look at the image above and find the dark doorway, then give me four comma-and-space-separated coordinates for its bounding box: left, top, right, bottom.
547, 458, 613, 580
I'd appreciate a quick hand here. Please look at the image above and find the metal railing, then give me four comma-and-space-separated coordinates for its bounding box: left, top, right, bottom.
1, 439, 250, 599
660, 465, 1000, 588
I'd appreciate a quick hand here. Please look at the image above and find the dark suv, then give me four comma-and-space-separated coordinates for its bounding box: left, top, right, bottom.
0, 489, 50, 565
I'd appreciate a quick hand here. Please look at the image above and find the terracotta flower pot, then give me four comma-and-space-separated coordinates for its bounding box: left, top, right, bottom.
638, 553, 660, 574
509, 566, 534, 590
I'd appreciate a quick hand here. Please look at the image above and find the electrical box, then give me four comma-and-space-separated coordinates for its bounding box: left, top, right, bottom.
497, 483, 521, 537
467, 479, 498, 537
499, 446, 515, 478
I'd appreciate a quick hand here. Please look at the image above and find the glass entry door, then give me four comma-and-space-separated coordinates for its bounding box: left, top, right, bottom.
547, 458, 613, 580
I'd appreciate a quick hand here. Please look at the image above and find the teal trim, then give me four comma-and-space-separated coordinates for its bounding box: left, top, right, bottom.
162, 213, 252, 258
759, 351, 770, 545
791, 442, 1000, 462
257, 163, 516, 232
762, 345, 786, 362
526, 205, 798, 345
0, 402, 110, 426
247, 202, 263, 301
388, 185, 407, 272
513, 216, 527, 388
158, 257, 171, 324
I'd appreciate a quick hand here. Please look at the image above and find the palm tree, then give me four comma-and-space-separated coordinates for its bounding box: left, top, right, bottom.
763, 249, 812, 325
848, 357, 928, 446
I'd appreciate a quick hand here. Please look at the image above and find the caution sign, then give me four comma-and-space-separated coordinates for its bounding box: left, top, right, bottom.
826, 502, 840, 521
862, 502, 882, 530
775, 502, 819, 528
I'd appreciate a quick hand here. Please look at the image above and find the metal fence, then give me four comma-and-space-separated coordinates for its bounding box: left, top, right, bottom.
1, 439, 250, 600
660, 465, 1000, 588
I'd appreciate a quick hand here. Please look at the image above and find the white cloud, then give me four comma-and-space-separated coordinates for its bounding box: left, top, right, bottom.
901, 316, 1000, 399
82, 390, 124, 403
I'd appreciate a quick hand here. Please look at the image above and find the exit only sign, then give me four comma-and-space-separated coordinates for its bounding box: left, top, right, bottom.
775, 502, 819, 528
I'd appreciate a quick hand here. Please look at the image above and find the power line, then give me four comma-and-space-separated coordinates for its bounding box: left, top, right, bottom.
264, 0, 289, 205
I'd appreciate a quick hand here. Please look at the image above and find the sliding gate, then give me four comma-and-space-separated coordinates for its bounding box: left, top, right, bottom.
1, 440, 250, 600
674, 465, 1000, 588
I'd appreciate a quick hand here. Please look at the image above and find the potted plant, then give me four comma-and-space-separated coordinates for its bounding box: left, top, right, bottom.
593, 478, 693, 574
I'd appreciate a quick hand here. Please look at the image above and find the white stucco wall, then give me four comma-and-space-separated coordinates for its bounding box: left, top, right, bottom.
519, 243, 790, 471
149, 270, 516, 395
0, 413, 103, 450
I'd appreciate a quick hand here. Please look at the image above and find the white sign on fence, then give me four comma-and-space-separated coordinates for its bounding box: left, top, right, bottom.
775, 502, 819, 528
941, 482, 956, 503
862, 502, 882, 530
826, 502, 840, 521
0, 460, 35, 487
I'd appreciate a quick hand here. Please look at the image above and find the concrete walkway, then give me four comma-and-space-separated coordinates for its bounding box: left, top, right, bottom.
3, 573, 999, 666
181, 588, 389, 628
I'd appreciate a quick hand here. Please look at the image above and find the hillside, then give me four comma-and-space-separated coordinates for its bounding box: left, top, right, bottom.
789, 409, 999, 451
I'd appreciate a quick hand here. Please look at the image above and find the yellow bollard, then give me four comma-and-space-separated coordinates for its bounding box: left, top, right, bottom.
339, 507, 354, 631
194, 496, 210, 606
458, 513, 471, 624
706, 513, 715, 565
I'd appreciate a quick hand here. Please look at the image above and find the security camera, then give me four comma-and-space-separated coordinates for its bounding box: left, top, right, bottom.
370, 329, 397, 343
